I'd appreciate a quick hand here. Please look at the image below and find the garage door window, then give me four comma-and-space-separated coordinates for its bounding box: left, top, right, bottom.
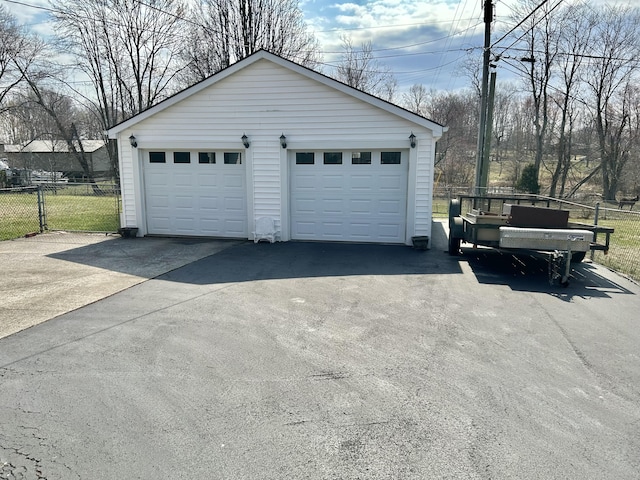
149, 152, 166, 163
174, 152, 191, 163
381, 152, 401, 165
224, 152, 242, 164
324, 152, 342, 165
296, 152, 314, 165
198, 152, 215, 164
352, 152, 371, 165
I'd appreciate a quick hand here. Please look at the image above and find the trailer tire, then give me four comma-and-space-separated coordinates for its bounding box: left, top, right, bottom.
448, 234, 461, 255
570, 251, 586, 263
448, 199, 463, 255
449, 198, 461, 221
448, 216, 464, 256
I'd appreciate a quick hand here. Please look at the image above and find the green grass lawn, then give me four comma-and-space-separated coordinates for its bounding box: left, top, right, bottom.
432, 198, 450, 218
1, 191, 119, 240
0, 193, 42, 240
593, 216, 640, 281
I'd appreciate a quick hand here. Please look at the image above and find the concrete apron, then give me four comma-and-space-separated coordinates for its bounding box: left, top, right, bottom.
0, 232, 241, 339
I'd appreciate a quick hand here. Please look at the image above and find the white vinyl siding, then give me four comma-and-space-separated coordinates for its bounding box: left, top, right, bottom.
112, 55, 438, 242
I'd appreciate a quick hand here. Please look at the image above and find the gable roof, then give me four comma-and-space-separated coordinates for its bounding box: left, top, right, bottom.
108, 50, 445, 139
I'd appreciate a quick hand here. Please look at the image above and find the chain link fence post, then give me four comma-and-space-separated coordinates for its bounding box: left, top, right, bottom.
37, 185, 46, 233
591, 202, 600, 261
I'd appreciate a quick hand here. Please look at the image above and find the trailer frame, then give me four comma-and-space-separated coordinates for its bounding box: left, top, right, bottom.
447, 195, 614, 286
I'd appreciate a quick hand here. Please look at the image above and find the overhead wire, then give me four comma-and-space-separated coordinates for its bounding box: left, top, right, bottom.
315, 18, 479, 33
493, 0, 565, 59
2, 0, 490, 91
319, 21, 483, 55
433, 0, 466, 87
443, 0, 482, 90
1, 0, 482, 59
491, 0, 553, 48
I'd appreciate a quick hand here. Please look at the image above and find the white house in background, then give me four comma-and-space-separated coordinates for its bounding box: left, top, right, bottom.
107, 50, 445, 245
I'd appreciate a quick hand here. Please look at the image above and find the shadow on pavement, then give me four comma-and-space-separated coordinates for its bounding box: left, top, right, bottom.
457, 247, 634, 300
47, 236, 242, 278
160, 240, 463, 285
44, 221, 463, 284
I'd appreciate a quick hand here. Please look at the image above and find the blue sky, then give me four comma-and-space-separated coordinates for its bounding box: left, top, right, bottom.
302, 0, 486, 91
3, 0, 636, 94
301, 0, 635, 92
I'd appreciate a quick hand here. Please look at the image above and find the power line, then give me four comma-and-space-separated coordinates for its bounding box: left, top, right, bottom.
319, 21, 483, 55
434, 0, 470, 88
491, 0, 555, 48
319, 56, 465, 76
3, 0, 485, 66
2, 0, 60, 15
501, 46, 639, 64
493, 0, 565, 57
314, 18, 479, 33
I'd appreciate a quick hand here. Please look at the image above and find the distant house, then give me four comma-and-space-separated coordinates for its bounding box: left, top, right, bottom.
108, 50, 446, 245
0, 140, 112, 180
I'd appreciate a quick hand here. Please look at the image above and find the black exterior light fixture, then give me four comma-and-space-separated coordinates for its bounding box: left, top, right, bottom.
409, 132, 416, 148
280, 134, 287, 149
241, 133, 250, 148
129, 134, 137, 148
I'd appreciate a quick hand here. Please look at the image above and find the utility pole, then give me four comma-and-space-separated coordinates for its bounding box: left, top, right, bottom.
480, 70, 496, 190
475, 0, 493, 196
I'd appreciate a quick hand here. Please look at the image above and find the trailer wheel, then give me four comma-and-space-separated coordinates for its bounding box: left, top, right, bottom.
570, 251, 586, 263
448, 234, 461, 255
448, 199, 463, 256
449, 198, 461, 220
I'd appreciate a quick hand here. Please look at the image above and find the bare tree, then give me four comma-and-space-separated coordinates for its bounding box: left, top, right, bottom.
583, 5, 640, 201
181, 0, 233, 80
18, 73, 100, 183
505, 0, 561, 185
547, 3, 594, 198
460, 52, 482, 100
0, 6, 36, 115
51, 0, 188, 179
7, 32, 103, 184
491, 82, 519, 171
335, 36, 397, 101
182, 0, 321, 82
402, 84, 429, 116
424, 90, 479, 186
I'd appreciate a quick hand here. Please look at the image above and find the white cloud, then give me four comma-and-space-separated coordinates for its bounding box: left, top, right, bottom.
3, 0, 56, 37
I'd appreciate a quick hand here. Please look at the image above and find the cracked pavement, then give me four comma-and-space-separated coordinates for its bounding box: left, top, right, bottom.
1, 227, 640, 479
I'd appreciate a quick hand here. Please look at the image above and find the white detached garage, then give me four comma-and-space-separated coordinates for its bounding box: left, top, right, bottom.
108, 50, 445, 245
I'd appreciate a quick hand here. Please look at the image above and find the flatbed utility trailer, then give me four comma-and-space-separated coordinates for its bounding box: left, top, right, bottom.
448, 195, 614, 286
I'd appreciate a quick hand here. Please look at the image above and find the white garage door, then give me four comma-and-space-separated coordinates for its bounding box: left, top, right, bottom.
290, 150, 408, 243
143, 150, 247, 237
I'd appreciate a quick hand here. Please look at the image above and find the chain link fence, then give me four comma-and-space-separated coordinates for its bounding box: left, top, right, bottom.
0, 186, 43, 240
0, 183, 120, 241
592, 207, 640, 282
434, 186, 640, 283
2, 183, 638, 282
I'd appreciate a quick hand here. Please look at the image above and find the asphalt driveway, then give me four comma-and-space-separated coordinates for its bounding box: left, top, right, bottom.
1, 223, 639, 479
